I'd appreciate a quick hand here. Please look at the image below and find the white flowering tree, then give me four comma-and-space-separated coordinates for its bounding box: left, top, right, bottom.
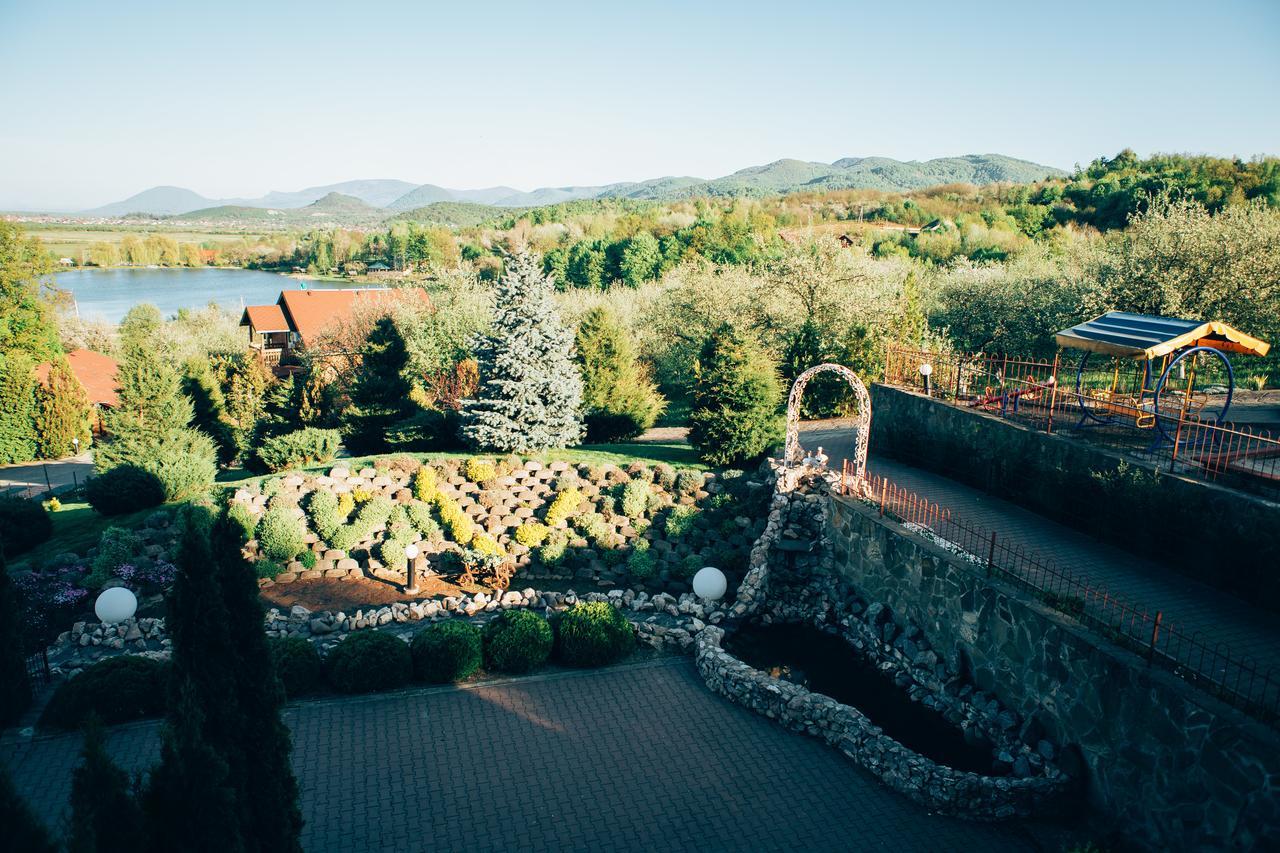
461, 251, 583, 451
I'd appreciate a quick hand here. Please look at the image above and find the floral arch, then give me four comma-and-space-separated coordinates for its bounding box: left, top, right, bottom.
781, 363, 871, 495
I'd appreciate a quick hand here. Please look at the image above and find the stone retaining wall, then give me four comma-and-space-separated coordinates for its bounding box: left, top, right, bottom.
826, 492, 1280, 850
696, 625, 1072, 819
868, 383, 1280, 610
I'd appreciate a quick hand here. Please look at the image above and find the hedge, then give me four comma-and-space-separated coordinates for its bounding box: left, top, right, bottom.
83, 465, 165, 517
410, 621, 483, 683
0, 496, 52, 557
555, 601, 634, 667
39, 656, 169, 730
325, 631, 412, 693
256, 428, 341, 473
483, 610, 552, 674
269, 636, 324, 698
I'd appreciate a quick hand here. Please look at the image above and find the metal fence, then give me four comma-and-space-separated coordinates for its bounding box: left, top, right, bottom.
840, 463, 1280, 726
883, 346, 1280, 499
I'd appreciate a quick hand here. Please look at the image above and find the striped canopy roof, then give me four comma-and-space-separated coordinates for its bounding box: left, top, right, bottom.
1055, 311, 1270, 360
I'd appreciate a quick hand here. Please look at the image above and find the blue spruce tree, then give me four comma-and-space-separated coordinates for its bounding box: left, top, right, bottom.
462, 250, 583, 451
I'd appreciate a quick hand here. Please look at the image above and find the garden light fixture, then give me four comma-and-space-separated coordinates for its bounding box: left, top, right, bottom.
692, 566, 727, 601
95, 587, 137, 624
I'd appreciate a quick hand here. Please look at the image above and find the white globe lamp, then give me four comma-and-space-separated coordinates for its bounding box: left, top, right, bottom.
404, 543, 419, 561
692, 566, 727, 602
95, 587, 137, 624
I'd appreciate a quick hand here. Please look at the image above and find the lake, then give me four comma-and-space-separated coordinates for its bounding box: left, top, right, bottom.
52, 268, 352, 324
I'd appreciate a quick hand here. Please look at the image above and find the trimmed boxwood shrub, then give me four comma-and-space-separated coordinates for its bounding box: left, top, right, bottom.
269, 636, 323, 698
0, 496, 52, 556
39, 656, 169, 730
256, 427, 341, 473
83, 465, 165, 517
256, 504, 306, 562
226, 501, 257, 543
483, 609, 552, 674
325, 631, 412, 693
410, 621, 482, 683
555, 601, 634, 667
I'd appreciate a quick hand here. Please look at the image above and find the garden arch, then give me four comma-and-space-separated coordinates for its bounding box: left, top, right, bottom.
782, 363, 872, 495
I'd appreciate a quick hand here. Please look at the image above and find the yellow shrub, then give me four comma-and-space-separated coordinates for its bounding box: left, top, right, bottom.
514, 522, 550, 548
432, 492, 474, 546
465, 458, 498, 483
413, 466, 438, 502
544, 488, 584, 527
352, 488, 373, 504
336, 493, 355, 518
471, 532, 504, 557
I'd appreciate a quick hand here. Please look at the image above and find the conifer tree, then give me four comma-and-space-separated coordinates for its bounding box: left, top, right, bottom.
0, 221, 59, 361
67, 717, 147, 853
343, 316, 413, 454
0, 764, 56, 853
0, 548, 32, 726
36, 356, 92, 459
97, 341, 194, 470
463, 251, 583, 451
575, 306, 665, 442
0, 351, 38, 464
211, 514, 303, 851
183, 357, 237, 464
688, 324, 783, 466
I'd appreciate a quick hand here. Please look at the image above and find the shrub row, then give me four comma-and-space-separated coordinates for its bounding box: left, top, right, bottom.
255, 428, 341, 473
0, 496, 52, 557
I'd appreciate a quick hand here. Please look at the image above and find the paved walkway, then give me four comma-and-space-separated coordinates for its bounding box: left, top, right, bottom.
0, 453, 93, 499
799, 421, 1280, 676
3, 659, 1071, 852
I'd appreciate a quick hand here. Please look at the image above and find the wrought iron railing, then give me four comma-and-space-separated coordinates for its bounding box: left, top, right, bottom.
839, 464, 1280, 726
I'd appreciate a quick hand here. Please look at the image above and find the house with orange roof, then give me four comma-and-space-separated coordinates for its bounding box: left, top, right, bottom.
34, 349, 119, 433
239, 288, 432, 370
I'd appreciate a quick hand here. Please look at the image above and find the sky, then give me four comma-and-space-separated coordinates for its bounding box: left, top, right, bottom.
1, 0, 1277, 211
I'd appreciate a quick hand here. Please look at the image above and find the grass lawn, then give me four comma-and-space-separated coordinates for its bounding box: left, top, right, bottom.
10, 500, 157, 570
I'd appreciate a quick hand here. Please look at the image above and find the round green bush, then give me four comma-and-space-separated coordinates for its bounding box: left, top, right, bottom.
410, 621, 483, 683
84, 465, 165, 517
483, 610, 552, 674
0, 496, 52, 556
39, 656, 169, 730
269, 636, 323, 698
256, 504, 306, 562
555, 601, 634, 667
325, 631, 412, 694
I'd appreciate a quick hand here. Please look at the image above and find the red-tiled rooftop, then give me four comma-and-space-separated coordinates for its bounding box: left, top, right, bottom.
241, 303, 290, 333
34, 349, 119, 407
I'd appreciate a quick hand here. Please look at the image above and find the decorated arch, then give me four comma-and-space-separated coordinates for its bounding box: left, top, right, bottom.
782, 363, 872, 494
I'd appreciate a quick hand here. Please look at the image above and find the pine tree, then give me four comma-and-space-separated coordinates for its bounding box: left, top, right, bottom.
463, 251, 583, 451
575, 306, 665, 442
183, 357, 237, 464
97, 342, 194, 471
0, 548, 32, 726
68, 717, 147, 853
343, 316, 413, 454
36, 356, 92, 459
688, 324, 783, 467
0, 764, 57, 853
0, 350, 38, 464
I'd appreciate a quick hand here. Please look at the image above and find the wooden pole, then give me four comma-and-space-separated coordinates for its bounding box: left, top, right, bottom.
1046, 352, 1061, 434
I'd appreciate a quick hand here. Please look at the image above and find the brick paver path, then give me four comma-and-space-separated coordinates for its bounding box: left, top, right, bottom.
4, 659, 1067, 852
799, 420, 1280, 675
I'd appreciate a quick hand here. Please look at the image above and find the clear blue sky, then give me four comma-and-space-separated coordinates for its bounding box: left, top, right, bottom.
2, 0, 1277, 210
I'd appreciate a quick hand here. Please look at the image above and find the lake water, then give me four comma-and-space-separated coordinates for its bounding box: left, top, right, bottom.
52, 268, 352, 324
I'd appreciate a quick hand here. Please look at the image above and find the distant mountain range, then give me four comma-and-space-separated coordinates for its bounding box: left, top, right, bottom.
80, 154, 1066, 219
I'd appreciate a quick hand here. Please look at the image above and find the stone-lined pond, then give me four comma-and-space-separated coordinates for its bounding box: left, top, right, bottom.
724, 621, 998, 775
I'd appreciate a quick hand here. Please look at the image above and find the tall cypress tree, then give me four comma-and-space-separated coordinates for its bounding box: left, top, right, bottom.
0, 547, 32, 726
0, 764, 56, 853
67, 717, 147, 853
36, 356, 92, 459
0, 351, 38, 464
688, 324, 783, 467
212, 514, 303, 851
342, 316, 412, 454
144, 506, 244, 852
575, 306, 665, 442
462, 250, 583, 451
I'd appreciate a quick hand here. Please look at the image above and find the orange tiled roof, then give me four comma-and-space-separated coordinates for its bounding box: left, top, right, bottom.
277, 288, 431, 347
240, 303, 290, 333
34, 349, 119, 407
